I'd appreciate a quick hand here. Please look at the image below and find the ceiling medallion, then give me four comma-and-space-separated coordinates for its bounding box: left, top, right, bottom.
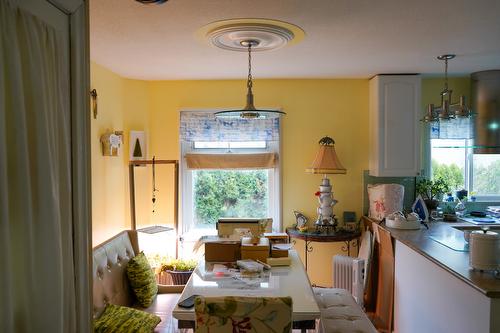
208, 23, 294, 52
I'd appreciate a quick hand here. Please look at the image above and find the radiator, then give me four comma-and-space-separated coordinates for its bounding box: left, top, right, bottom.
333, 255, 365, 307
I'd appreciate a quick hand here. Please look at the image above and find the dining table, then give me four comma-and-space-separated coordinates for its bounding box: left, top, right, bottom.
172, 249, 321, 331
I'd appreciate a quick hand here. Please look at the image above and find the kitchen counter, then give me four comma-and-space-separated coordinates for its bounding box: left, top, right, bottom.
376, 220, 500, 298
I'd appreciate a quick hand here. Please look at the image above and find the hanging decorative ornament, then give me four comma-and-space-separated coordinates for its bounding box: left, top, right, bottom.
152, 155, 159, 213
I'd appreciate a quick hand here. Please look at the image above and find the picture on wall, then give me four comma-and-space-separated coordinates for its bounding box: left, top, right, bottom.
129, 131, 147, 161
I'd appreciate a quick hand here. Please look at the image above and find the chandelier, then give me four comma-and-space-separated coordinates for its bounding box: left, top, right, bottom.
421, 54, 474, 122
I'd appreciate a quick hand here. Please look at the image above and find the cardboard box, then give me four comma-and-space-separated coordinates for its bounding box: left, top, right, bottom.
241, 237, 270, 262
204, 241, 241, 262
217, 218, 261, 237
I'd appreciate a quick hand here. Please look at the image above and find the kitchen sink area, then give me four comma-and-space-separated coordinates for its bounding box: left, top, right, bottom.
428, 224, 500, 252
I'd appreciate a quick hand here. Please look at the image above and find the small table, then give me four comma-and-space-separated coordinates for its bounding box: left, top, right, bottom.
286, 227, 361, 271
172, 250, 320, 330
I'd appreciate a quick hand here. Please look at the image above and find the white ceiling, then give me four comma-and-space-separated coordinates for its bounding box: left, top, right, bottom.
90, 0, 500, 80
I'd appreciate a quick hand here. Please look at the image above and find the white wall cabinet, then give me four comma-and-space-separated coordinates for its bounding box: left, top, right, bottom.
369, 75, 421, 177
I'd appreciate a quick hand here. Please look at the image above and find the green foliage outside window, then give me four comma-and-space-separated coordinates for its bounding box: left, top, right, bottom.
473, 160, 500, 195
431, 159, 464, 191
194, 170, 269, 225
432, 159, 500, 195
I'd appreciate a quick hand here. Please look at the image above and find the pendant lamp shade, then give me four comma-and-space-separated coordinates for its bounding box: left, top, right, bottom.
306, 136, 346, 174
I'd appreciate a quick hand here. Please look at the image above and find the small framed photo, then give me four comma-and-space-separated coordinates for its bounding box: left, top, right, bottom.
130, 131, 147, 161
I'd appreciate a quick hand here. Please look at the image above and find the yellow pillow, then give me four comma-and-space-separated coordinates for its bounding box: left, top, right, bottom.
94, 303, 160, 333
126, 252, 158, 307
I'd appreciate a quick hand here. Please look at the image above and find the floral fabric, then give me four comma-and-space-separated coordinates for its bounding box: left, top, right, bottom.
194, 296, 292, 333
367, 184, 404, 221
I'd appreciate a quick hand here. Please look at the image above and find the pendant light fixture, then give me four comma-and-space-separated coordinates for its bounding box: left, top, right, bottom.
421, 54, 474, 122
199, 19, 305, 120
214, 40, 286, 119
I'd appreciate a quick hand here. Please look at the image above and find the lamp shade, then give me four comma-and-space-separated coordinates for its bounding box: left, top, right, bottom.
306, 136, 346, 174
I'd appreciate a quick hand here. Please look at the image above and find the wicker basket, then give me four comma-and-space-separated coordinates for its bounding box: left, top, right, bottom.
156, 271, 172, 285
166, 270, 193, 285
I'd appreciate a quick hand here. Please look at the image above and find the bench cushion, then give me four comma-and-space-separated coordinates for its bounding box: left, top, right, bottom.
313, 288, 377, 333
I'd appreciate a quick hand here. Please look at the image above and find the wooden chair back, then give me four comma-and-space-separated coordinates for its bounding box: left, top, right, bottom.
370, 222, 394, 333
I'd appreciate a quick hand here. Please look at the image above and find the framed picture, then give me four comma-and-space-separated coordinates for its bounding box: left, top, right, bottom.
129, 131, 147, 161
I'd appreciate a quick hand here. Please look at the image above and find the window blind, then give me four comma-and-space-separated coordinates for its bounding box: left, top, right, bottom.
185, 153, 278, 169
180, 111, 280, 142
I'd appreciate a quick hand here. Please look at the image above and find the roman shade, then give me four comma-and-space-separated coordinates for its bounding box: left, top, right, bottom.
185, 153, 278, 170
180, 111, 280, 142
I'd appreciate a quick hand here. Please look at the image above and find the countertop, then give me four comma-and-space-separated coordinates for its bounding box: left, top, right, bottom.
377, 220, 500, 298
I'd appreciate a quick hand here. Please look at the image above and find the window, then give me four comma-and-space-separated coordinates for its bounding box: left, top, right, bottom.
179, 111, 281, 256
431, 138, 500, 200
192, 167, 271, 227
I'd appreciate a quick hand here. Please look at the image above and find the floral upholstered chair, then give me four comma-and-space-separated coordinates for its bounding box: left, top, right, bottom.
194, 296, 293, 333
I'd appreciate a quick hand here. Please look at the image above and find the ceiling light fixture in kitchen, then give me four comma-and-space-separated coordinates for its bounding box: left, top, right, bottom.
421, 55, 474, 123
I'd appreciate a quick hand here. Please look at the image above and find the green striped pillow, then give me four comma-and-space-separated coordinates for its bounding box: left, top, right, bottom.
94, 303, 160, 333
126, 252, 158, 307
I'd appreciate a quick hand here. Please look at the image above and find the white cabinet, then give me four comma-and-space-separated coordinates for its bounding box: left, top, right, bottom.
369, 75, 421, 177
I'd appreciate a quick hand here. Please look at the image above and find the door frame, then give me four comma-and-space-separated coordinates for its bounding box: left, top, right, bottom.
68, 1, 92, 331
50, 0, 92, 330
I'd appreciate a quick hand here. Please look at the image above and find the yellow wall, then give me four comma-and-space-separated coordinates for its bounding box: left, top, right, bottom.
90, 63, 150, 245
91, 63, 369, 285
148, 79, 369, 286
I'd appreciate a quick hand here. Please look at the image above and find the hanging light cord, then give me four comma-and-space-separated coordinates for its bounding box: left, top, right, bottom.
247, 43, 253, 91
442, 57, 449, 95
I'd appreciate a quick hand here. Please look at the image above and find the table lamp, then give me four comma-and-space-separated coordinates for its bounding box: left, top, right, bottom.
306, 136, 346, 230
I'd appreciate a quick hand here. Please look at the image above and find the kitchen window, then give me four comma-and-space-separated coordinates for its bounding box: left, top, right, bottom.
430, 138, 500, 201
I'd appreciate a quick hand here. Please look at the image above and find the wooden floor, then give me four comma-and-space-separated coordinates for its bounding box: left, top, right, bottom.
158, 293, 318, 333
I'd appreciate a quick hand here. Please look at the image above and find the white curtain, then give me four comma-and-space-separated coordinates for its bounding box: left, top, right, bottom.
0, 1, 77, 332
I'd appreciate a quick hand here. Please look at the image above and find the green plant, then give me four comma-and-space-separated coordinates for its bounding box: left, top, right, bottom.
160, 258, 197, 272
416, 177, 451, 201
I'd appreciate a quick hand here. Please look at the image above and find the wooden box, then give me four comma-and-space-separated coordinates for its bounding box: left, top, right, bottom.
263, 232, 289, 245
241, 237, 270, 262
271, 248, 289, 258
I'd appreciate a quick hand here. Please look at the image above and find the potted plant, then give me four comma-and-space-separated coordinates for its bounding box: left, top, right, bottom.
416, 178, 450, 211
159, 258, 197, 285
